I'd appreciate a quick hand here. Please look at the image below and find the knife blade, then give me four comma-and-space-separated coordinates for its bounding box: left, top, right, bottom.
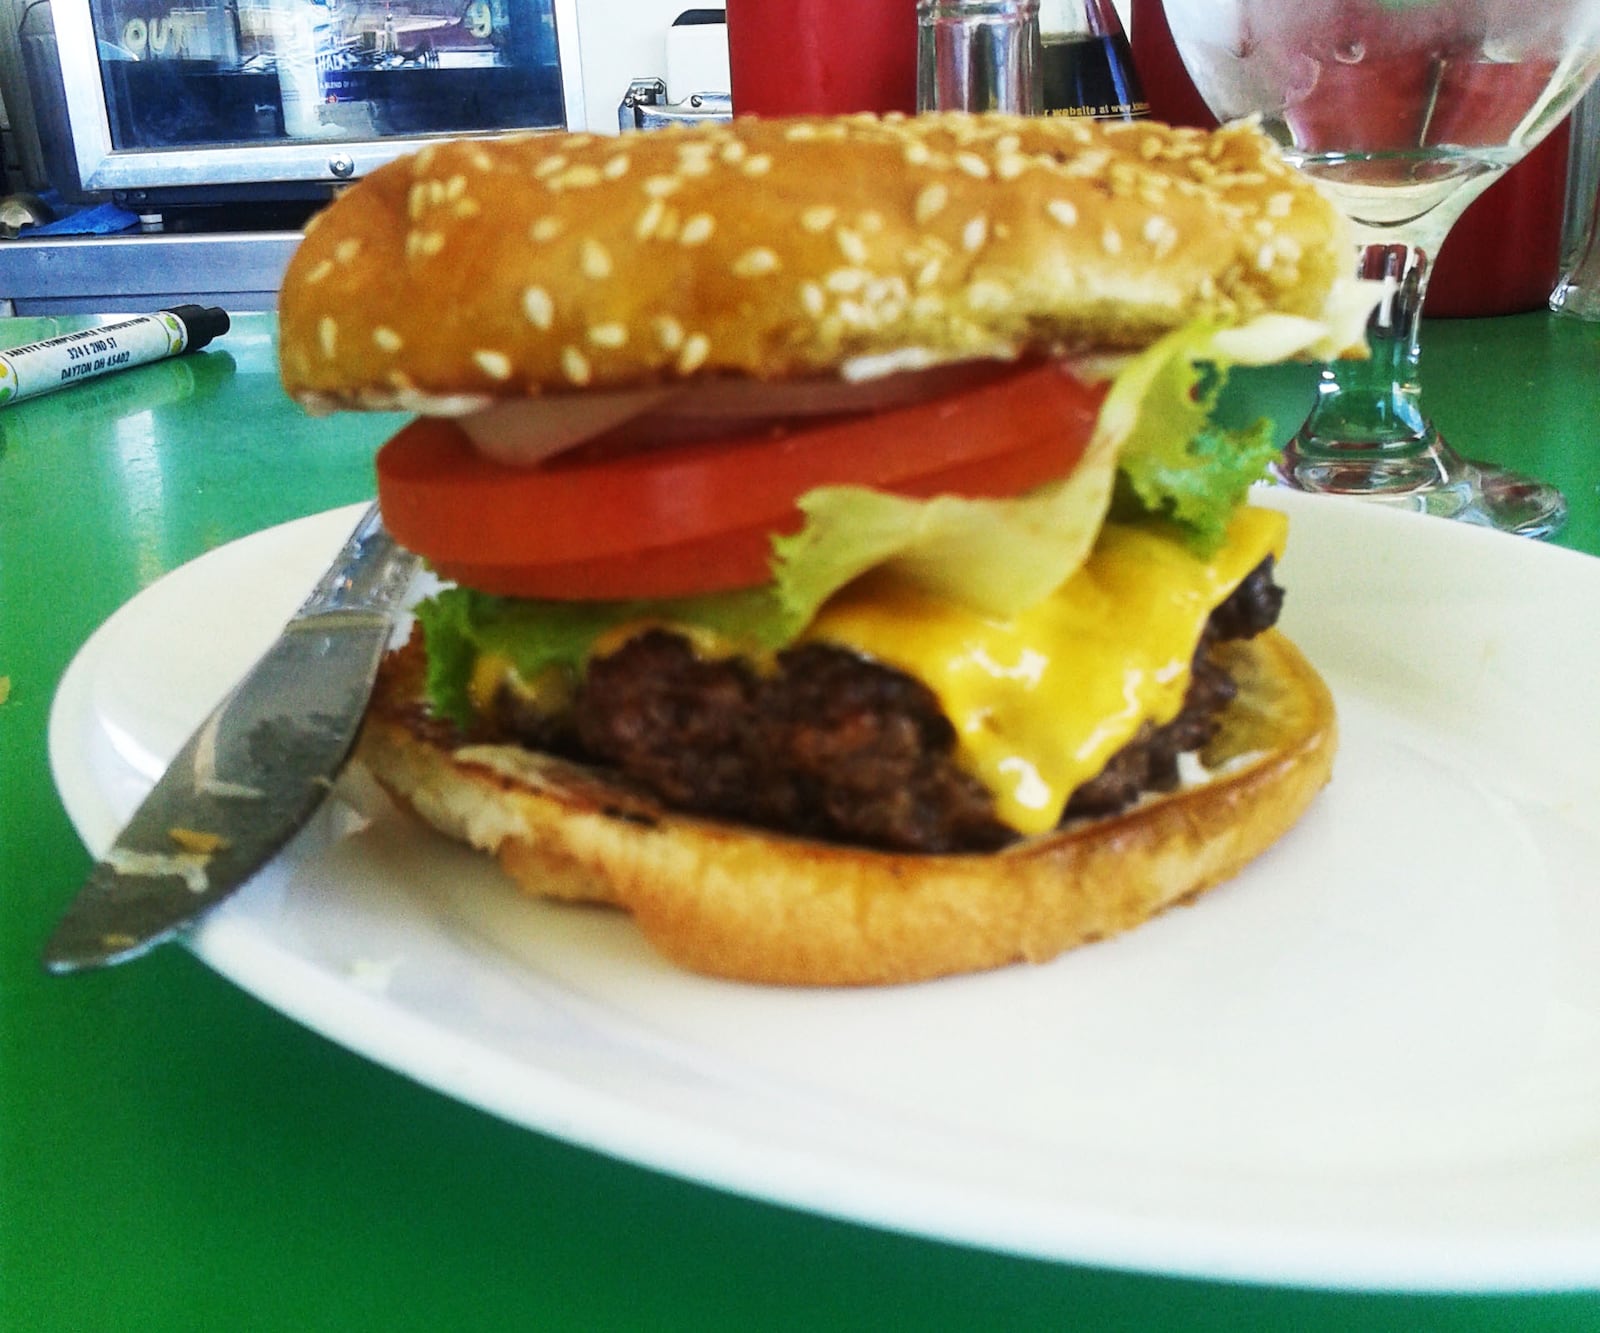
43, 503, 420, 973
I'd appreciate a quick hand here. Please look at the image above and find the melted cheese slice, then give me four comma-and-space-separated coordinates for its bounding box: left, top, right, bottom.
802, 506, 1288, 835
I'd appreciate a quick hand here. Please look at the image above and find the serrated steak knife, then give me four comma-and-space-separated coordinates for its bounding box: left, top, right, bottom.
43, 504, 420, 973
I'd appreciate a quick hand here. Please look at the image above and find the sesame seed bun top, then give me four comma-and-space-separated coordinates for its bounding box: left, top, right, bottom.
278, 112, 1354, 413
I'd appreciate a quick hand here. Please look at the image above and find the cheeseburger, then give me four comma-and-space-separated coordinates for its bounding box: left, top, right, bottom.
279, 112, 1364, 986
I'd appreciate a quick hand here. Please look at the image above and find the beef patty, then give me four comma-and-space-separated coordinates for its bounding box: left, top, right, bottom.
484, 558, 1285, 853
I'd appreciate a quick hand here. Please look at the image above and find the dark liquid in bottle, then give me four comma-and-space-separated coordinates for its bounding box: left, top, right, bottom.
1041, 33, 1149, 121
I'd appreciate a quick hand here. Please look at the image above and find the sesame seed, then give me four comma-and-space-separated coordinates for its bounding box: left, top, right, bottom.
455, 198, 481, 218
474, 349, 513, 380
652, 314, 684, 352
552, 165, 604, 189
304, 259, 333, 285
1266, 191, 1295, 218
372, 326, 403, 353
825, 268, 869, 294
643, 175, 683, 197
866, 275, 907, 306
962, 216, 988, 252
561, 346, 592, 386
955, 152, 990, 179
904, 142, 932, 166
836, 228, 869, 265
405, 229, 445, 259
318, 316, 337, 359
996, 155, 1027, 181
1255, 243, 1277, 272
835, 298, 868, 328
635, 199, 666, 240
1142, 215, 1179, 256
677, 332, 711, 374
531, 216, 563, 243
965, 279, 1012, 312
732, 247, 781, 277
914, 183, 948, 224
588, 322, 628, 349
785, 124, 819, 141
1046, 199, 1078, 227
603, 154, 631, 179
522, 286, 554, 330
720, 140, 748, 163
445, 174, 467, 200
801, 205, 838, 233
580, 239, 613, 279
679, 214, 716, 246
533, 154, 568, 178
1101, 224, 1123, 255
799, 282, 826, 317
652, 207, 681, 241
742, 154, 772, 176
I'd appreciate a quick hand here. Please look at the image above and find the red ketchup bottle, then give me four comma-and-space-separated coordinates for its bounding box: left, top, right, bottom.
725, 0, 919, 116
1128, 0, 1216, 130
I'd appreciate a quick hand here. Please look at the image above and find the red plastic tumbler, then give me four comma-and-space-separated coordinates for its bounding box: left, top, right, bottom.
725, 0, 919, 116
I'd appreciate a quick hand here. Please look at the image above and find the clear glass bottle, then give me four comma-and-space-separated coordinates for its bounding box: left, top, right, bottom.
1037, 0, 1149, 121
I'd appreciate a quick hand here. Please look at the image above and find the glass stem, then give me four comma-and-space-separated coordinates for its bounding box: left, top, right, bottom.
1296, 228, 1449, 456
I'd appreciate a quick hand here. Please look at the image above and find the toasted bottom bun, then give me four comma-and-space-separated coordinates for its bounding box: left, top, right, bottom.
358, 631, 1337, 987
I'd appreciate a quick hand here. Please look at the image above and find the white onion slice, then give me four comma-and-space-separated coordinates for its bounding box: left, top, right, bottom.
450, 359, 1022, 467
460, 387, 683, 466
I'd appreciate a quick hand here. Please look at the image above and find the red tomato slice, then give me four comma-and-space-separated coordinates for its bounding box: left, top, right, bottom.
377, 361, 1106, 600
429, 524, 779, 601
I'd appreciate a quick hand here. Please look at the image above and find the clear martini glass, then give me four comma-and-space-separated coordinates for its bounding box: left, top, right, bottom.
1161, 0, 1600, 537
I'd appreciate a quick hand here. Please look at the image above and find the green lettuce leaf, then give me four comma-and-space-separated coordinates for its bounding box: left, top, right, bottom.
414, 581, 794, 728
768, 418, 1120, 623
1086, 323, 1279, 550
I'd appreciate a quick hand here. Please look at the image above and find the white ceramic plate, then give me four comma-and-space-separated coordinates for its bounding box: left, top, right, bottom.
50, 493, 1600, 1292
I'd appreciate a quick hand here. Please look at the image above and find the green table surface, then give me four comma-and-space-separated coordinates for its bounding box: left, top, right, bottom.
3, 311, 1598, 1332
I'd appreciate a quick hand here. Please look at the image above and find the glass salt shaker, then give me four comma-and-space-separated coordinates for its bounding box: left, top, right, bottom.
916, 0, 1043, 114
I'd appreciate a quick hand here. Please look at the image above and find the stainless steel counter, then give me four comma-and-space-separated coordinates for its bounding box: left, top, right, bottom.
0, 230, 301, 315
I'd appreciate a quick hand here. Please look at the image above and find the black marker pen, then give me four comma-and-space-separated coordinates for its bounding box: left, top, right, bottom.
0, 305, 230, 408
